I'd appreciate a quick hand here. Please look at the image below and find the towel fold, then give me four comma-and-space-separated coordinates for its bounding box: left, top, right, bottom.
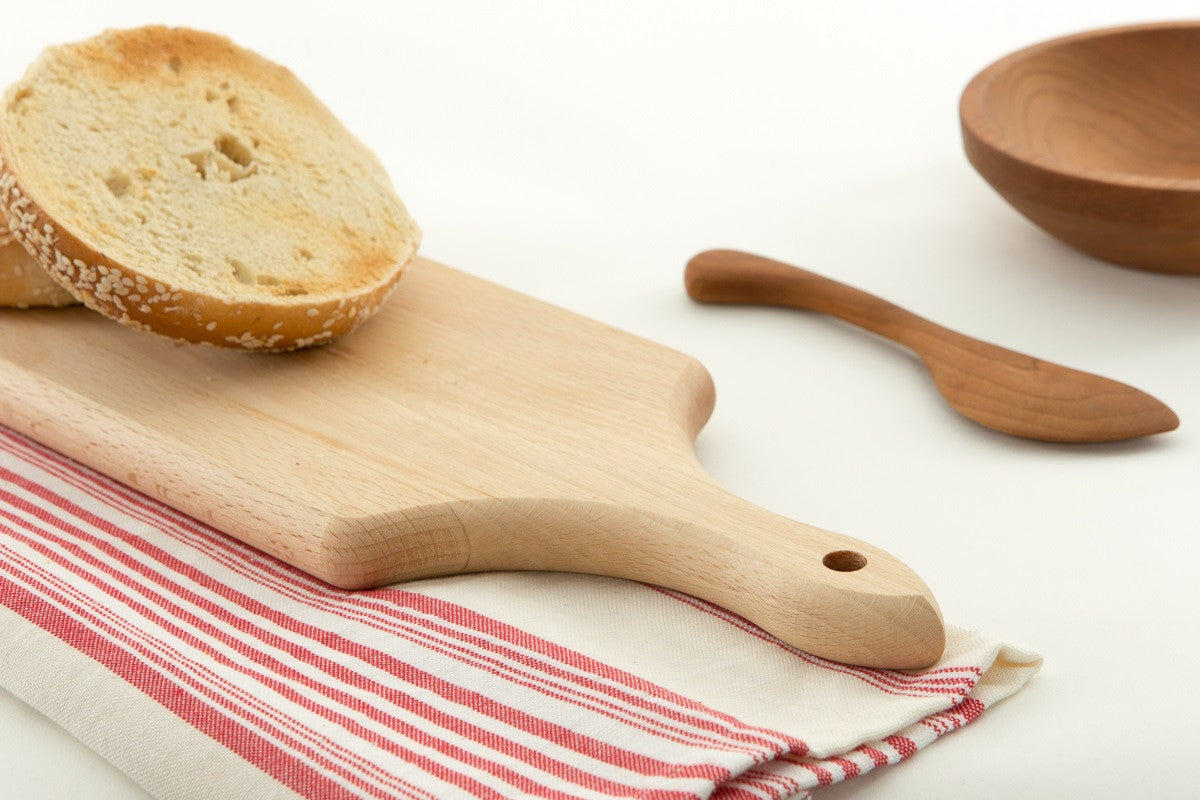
0, 426, 1039, 799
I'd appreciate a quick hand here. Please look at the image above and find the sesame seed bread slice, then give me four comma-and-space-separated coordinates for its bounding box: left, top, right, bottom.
0, 26, 420, 350
0, 219, 77, 307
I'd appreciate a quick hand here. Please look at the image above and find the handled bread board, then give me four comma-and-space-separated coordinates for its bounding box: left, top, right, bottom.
0, 256, 944, 668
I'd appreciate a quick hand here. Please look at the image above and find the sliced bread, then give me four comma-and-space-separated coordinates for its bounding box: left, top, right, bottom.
0, 219, 77, 307
0, 26, 420, 350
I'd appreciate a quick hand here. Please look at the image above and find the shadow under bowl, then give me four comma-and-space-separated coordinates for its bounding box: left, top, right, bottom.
961, 21, 1200, 274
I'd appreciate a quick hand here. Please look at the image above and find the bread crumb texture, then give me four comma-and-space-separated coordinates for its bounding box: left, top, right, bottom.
0, 219, 77, 307
0, 26, 420, 349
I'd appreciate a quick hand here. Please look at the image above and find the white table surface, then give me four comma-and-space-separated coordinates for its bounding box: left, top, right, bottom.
3, 1, 1199, 797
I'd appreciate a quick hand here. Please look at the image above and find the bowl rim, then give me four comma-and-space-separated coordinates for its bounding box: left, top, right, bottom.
960, 19, 1200, 194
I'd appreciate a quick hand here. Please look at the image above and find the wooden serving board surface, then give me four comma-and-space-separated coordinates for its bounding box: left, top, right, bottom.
0, 256, 944, 668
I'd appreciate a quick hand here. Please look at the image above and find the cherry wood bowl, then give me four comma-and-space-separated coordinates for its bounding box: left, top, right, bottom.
961, 22, 1200, 274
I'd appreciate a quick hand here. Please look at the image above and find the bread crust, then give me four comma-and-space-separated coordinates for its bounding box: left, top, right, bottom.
0, 27, 418, 350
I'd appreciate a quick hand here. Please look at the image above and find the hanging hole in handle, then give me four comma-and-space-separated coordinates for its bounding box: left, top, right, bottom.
823, 550, 867, 572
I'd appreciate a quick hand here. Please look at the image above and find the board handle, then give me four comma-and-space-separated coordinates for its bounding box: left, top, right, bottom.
451, 478, 946, 670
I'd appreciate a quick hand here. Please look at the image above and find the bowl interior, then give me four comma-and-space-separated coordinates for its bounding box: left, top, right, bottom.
976, 25, 1200, 181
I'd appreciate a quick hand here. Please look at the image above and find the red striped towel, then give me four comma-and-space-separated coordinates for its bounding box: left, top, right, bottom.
0, 426, 1040, 799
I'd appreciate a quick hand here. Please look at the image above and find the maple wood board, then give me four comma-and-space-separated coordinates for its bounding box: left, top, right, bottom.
0, 256, 944, 668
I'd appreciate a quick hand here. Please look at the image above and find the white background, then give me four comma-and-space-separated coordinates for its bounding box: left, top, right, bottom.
2, 1, 1199, 797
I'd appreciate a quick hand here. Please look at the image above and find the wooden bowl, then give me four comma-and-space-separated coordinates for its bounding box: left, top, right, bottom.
961, 22, 1200, 274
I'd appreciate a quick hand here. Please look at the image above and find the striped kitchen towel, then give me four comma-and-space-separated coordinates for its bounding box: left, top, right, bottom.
0, 425, 1040, 799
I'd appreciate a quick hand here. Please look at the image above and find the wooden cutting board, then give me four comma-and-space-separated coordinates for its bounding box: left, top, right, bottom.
0, 256, 944, 669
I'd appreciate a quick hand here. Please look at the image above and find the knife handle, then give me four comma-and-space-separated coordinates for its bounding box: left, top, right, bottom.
684, 248, 937, 351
